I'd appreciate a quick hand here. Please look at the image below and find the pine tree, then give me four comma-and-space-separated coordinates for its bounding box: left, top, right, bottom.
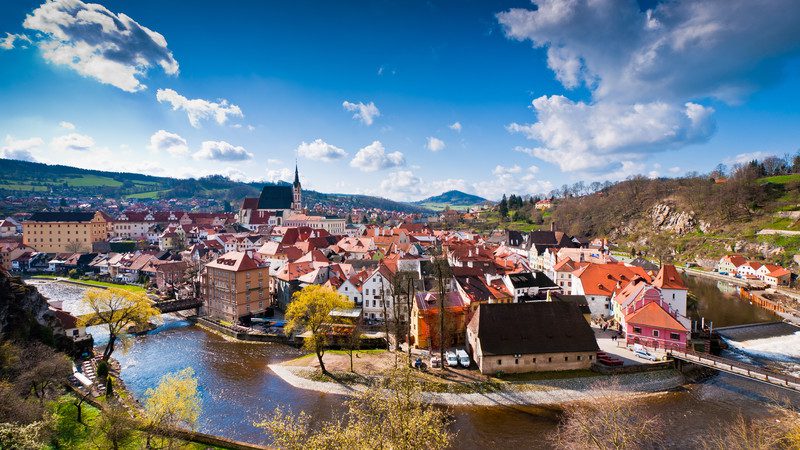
499, 194, 508, 219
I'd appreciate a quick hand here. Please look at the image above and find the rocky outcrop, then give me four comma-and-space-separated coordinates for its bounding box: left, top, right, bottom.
0, 270, 57, 341
726, 240, 785, 258
649, 203, 712, 235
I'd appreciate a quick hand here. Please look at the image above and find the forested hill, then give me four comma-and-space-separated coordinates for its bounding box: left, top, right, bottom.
0, 158, 427, 213
545, 157, 800, 266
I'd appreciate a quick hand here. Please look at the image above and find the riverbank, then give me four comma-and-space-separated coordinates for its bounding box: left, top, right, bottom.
29, 274, 146, 293
268, 359, 685, 407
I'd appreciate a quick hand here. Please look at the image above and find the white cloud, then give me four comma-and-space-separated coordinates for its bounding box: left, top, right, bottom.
492, 164, 522, 176
507, 96, 715, 171
296, 139, 348, 162
668, 166, 682, 174
22, 0, 178, 92
349, 141, 405, 172
1, 33, 31, 50
266, 158, 281, 165
449, 121, 462, 132
147, 130, 188, 156
156, 88, 243, 128
342, 101, 380, 126
51, 133, 94, 151
193, 140, 253, 161
724, 151, 774, 166
266, 167, 293, 183
497, 0, 800, 172
1, 135, 42, 161
380, 171, 424, 198
59, 121, 75, 130
426, 136, 446, 152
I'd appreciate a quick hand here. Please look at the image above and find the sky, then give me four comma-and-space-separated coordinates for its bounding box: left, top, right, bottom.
1, 0, 800, 201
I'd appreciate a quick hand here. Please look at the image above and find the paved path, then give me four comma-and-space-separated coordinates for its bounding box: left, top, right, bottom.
268, 364, 684, 406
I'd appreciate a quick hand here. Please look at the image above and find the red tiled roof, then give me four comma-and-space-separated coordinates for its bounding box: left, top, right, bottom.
205, 251, 259, 271
626, 301, 686, 331
652, 264, 687, 290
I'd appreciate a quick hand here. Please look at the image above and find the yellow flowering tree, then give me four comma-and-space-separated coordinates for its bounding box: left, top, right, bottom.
284, 285, 353, 374
78, 287, 160, 360
142, 367, 202, 447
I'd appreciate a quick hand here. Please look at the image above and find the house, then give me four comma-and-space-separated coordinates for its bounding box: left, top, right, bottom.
623, 301, 689, 351
359, 265, 398, 322
23, 211, 110, 253
201, 251, 270, 323
411, 291, 468, 349
501, 271, 560, 302
534, 198, 552, 210
466, 302, 599, 375
718, 254, 746, 275
0, 219, 18, 237
759, 265, 791, 286
651, 264, 689, 319
570, 262, 651, 318
735, 261, 762, 280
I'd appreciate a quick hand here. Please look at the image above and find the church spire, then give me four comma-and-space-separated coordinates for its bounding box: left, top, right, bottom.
293, 163, 301, 188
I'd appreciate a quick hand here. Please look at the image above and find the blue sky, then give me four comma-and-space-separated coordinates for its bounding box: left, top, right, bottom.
1, 0, 800, 201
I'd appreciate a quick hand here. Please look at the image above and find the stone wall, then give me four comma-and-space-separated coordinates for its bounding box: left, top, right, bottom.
477, 351, 595, 374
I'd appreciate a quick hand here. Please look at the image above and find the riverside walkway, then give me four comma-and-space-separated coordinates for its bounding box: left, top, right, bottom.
667, 348, 800, 393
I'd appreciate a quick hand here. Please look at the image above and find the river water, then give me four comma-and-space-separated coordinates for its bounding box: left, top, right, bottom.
28, 277, 800, 448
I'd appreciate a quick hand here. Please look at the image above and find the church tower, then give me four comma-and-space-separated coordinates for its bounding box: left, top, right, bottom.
291, 164, 302, 212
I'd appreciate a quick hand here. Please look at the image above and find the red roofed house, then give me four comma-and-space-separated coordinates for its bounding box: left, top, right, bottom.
652, 264, 689, 320
201, 251, 270, 323
411, 291, 468, 350
624, 301, 689, 351
718, 254, 747, 276
570, 262, 651, 318
757, 264, 792, 286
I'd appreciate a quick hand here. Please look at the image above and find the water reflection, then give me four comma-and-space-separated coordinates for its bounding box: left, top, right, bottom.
682, 274, 778, 327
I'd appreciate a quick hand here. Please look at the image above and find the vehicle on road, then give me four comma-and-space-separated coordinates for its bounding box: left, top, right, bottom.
430, 355, 441, 368
456, 349, 470, 368
632, 344, 658, 361
445, 351, 459, 367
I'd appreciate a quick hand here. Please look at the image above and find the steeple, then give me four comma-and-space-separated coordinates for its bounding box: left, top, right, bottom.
293, 163, 301, 188
291, 163, 302, 212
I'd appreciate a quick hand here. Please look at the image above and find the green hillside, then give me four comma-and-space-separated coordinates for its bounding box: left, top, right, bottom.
414, 190, 489, 210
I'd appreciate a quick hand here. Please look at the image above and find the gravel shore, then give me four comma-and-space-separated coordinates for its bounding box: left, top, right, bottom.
268, 364, 685, 406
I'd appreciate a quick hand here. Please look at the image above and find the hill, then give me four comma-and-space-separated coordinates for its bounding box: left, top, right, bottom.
414, 190, 489, 211
0, 158, 428, 214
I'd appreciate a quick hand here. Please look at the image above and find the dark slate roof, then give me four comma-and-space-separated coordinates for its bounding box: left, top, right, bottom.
472, 302, 599, 356
258, 185, 293, 210
506, 271, 558, 289
552, 293, 592, 315
629, 257, 660, 272
28, 212, 96, 222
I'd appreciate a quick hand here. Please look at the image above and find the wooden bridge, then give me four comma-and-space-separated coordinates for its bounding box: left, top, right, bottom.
667, 348, 800, 393
152, 298, 203, 314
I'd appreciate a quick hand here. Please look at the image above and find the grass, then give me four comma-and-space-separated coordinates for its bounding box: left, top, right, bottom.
125, 190, 167, 199
30, 275, 146, 293
759, 174, 800, 185
0, 183, 49, 191
765, 217, 800, 231
493, 369, 601, 382
417, 202, 475, 211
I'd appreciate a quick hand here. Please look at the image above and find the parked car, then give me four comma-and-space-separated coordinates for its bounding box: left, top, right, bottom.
456, 349, 470, 368
429, 355, 441, 368
632, 344, 658, 361
445, 351, 459, 367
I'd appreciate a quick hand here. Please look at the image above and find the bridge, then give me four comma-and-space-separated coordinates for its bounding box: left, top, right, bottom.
152, 298, 203, 314
667, 348, 800, 393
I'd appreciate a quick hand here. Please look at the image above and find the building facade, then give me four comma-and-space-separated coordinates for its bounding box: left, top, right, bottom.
201, 251, 270, 323
23, 211, 109, 253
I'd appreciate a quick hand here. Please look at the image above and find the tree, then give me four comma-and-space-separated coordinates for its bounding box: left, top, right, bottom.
78, 288, 161, 361
15, 343, 71, 404
550, 379, 663, 449
284, 285, 353, 374
498, 195, 508, 219
255, 366, 453, 450
65, 240, 84, 253
0, 421, 50, 450
95, 401, 135, 450
143, 368, 202, 448
431, 257, 451, 365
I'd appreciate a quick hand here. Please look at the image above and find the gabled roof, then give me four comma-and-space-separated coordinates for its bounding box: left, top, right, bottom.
626, 301, 686, 331
205, 251, 260, 271
258, 185, 293, 210
721, 254, 747, 267
573, 263, 651, 296
652, 264, 687, 290
470, 302, 599, 356
506, 271, 558, 289
27, 211, 97, 222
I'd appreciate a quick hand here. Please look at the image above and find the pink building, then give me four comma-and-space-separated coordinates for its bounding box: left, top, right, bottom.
625, 301, 688, 350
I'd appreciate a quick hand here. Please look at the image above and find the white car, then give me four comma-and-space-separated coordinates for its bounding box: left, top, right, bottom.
456, 349, 470, 368
632, 344, 658, 361
445, 351, 459, 367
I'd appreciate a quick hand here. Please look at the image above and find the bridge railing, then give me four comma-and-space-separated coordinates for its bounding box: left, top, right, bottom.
667, 348, 800, 387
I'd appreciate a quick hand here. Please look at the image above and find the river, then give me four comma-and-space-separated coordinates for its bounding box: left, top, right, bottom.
28, 277, 800, 448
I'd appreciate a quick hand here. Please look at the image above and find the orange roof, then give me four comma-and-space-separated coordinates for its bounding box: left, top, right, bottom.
626, 301, 686, 331
573, 263, 651, 296
768, 268, 791, 278
205, 251, 259, 271
722, 254, 747, 267
652, 264, 687, 290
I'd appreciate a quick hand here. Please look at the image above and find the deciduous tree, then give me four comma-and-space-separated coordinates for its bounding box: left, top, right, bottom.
143, 367, 202, 447
284, 285, 353, 375
78, 288, 161, 360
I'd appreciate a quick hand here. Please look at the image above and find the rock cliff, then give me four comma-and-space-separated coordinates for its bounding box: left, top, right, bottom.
0, 270, 57, 341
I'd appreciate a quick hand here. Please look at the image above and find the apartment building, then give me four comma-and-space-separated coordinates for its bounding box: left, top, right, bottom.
201, 251, 270, 323
23, 211, 109, 253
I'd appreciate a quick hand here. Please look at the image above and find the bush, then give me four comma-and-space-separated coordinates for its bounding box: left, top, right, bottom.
68, 269, 79, 279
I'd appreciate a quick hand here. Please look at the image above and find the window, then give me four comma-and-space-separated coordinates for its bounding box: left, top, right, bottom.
633, 326, 642, 334
532, 358, 536, 363
589, 355, 593, 361
515, 358, 519, 364
652, 330, 660, 338
670, 332, 680, 340
548, 357, 552, 363
577, 355, 582, 361
497, 359, 502, 365
564, 356, 569, 362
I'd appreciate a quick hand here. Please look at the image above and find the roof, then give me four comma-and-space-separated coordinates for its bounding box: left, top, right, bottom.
573, 263, 651, 296
414, 291, 467, 312
626, 301, 686, 331
768, 268, 791, 278
205, 251, 260, 271
552, 293, 592, 315
27, 211, 97, 222
258, 185, 293, 210
470, 302, 599, 356
721, 254, 747, 267
652, 265, 687, 290
242, 197, 259, 209
506, 271, 558, 289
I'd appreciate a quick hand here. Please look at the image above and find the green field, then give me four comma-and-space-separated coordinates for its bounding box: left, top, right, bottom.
759, 174, 800, 185
31, 275, 146, 293
0, 183, 49, 191
418, 202, 475, 211
125, 190, 167, 199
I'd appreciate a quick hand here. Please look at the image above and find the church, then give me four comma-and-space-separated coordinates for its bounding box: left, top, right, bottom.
239, 165, 303, 229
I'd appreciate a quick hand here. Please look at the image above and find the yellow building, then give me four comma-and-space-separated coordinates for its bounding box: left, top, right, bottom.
201, 251, 270, 323
23, 211, 109, 253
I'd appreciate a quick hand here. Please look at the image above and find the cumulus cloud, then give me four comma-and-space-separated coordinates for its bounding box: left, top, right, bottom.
193, 140, 253, 161
59, 121, 75, 130
497, 0, 800, 172
266, 167, 293, 183
349, 141, 405, 172
296, 139, 348, 162
724, 151, 775, 166
1, 33, 31, 50
51, 133, 94, 151
342, 100, 380, 125
1, 135, 43, 161
449, 121, 462, 132
475, 164, 552, 200
156, 88, 243, 128
507, 96, 715, 171
426, 136, 446, 152
22, 0, 179, 92
147, 130, 188, 156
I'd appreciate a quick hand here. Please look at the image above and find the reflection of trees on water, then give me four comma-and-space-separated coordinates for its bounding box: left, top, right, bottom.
682, 274, 778, 327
